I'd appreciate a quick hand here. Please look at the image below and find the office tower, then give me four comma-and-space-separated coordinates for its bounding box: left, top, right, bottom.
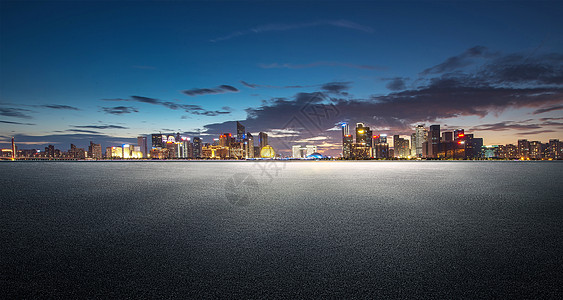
529, 141, 542, 159
88, 141, 102, 159
237, 121, 245, 142
259, 132, 268, 149
428, 125, 440, 158
151, 134, 164, 148
193, 137, 202, 158
11, 137, 16, 160
442, 132, 453, 142
219, 133, 233, 147
343, 135, 353, 159
137, 136, 147, 158
518, 139, 530, 159
411, 125, 427, 158
393, 135, 410, 158
355, 123, 369, 145
245, 132, 254, 158
69, 144, 86, 159
372, 134, 389, 159
548, 139, 561, 159
454, 129, 465, 140
341, 122, 350, 157
341, 122, 350, 137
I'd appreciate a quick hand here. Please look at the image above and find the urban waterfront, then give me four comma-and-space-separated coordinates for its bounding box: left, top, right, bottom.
2, 161, 562, 298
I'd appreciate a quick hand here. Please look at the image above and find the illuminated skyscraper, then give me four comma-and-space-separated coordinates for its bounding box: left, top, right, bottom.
355, 123, 369, 145
219, 133, 233, 147
151, 134, 164, 148
518, 139, 530, 159
237, 121, 246, 141
259, 132, 268, 149
88, 141, 102, 159
137, 136, 147, 158
193, 137, 202, 158
411, 125, 427, 158
428, 125, 440, 158
11, 137, 16, 160
393, 135, 410, 158
245, 132, 254, 158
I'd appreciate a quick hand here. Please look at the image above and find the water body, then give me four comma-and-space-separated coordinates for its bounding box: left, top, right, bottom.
2, 161, 562, 298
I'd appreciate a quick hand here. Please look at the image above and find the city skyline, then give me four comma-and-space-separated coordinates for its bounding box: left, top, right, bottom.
1, 1, 563, 155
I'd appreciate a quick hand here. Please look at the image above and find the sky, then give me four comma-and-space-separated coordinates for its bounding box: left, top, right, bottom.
1, 0, 563, 156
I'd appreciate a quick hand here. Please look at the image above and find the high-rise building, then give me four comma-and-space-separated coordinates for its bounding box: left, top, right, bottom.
529, 141, 542, 159
355, 123, 369, 145
428, 125, 441, 158
151, 134, 164, 148
219, 133, 233, 147
518, 139, 530, 159
442, 132, 453, 142
393, 135, 410, 158
548, 139, 561, 159
137, 136, 147, 158
259, 132, 268, 149
245, 132, 254, 158
411, 125, 427, 158
11, 137, 16, 160
88, 141, 102, 159
372, 134, 389, 159
454, 129, 465, 141
193, 137, 202, 158
341, 122, 350, 158
236, 121, 245, 142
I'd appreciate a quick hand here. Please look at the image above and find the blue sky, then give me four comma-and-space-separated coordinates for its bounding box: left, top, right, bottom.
1, 1, 563, 155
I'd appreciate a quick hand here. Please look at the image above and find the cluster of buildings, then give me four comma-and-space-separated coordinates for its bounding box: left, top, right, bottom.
148, 122, 274, 159
341, 122, 563, 160
1, 122, 279, 160
2, 121, 562, 160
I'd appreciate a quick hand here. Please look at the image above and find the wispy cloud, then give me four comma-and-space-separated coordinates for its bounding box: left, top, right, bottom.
102, 106, 139, 115
240, 80, 318, 89
532, 105, 563, 114
103, 96, 231, 116
0, 120, 35, 125
182, 85, 239, 96
73, 124, 129, 130
0, 107, 33, 119
259, 61, 384, 70
210, 20, 374, 42
40, 104, 79, 110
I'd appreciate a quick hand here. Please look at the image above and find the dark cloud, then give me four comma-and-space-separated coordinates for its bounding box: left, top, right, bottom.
533, 105, 563, 114
470, 121, 543, 131
40, 104, 79, 110
240, 80, 316, 89
0, 120, 35, 125
0, 107, 32, 119
103, 96, 231, 116
67, 129, 102, 134
210, 20, 373, 42
73, 124, 129, 130
321, 82, 351, 94
481, 53, 563, 85
383, 77, 407, 91
259, 62, 383, 70
518, 130, 556, 135
421, 45, 495, 75
182, 85, 239, 96
102, 106, 139, 115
